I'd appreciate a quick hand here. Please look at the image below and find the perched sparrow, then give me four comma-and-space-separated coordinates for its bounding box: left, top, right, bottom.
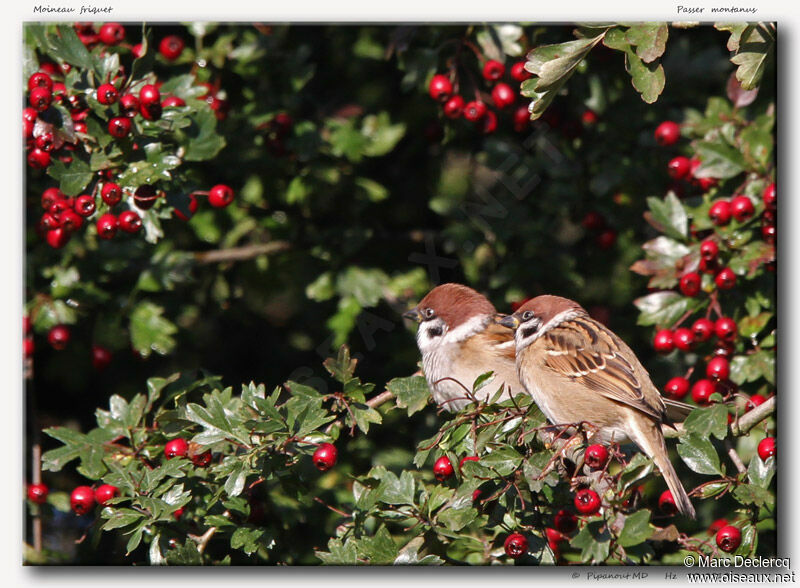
403, 283, 522, 411
500, 295, 696, 518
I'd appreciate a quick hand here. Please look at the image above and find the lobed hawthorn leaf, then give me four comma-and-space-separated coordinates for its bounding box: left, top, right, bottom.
625, 23, 668, 63
730, 350, 775, 385
316, 537, 360, 565
740, 113, 774, 171
388, 375, 429, 417
46, 157, 93, 196
730, 23, 775, 90
634, 291, 702, 328
748, 453, 775, 489
522, 34, 604, 120
129, 301, 177, 358
694, 139, 746, 179
164, 539, 203, 565
733, 483, 774, 509
715, 22, 749, 52
181, 107, 226, 161
645, 192, 688, 240
623, 45, 665, 104
617, 509, 654, 547
683, 404, 729, 441
394, 537, 444, 565
354, 525, 399, 564
677, 433, 723, 476
738, 312, 772, 338
571, 519, 611, 563
230, 526, 266, 555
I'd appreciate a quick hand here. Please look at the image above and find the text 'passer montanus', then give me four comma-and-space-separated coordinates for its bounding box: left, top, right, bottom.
403, 283, 522, 411
500, 294, 696, 518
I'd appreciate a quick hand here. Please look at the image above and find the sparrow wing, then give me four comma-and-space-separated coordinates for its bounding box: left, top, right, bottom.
485, 318, 517, 362
540, 317, 666, 421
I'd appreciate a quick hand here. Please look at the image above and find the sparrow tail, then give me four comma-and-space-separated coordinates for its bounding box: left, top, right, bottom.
633, 421, 696, 519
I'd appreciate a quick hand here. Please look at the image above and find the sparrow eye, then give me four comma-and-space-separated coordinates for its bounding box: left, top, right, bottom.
522, 310, 534, 321
424, 308, 435, 319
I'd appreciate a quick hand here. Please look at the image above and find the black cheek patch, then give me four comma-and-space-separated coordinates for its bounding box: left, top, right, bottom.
521, 325, 539, 340
428, 326, 443, 338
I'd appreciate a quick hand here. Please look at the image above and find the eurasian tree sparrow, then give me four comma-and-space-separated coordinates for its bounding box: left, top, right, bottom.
403, 283, 522, 411
500, 294, 696, 518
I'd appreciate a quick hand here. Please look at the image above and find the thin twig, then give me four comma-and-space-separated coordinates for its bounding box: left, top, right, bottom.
193, 527, 217, 555
192, 242, 290, 264
32, 443, 42, 553
725, 440, 747, 475
731, 396, 775, 436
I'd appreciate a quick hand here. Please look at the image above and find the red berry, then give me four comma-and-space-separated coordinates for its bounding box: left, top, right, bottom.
554, 509, 577, 534
120, 94, 140, 117
159, 35, 185, 61
691, 318, 715, 343
673, 328, 694, 352
139, 84, 161, 107
134, 185, 161, 210
763, 183, 776, 210
709, 200, 732, 226
581, 211, 606, 231
208, 184, 235, 208
118, 210, 142, 234
27, 148, 52, 169
709, 518, 728, 535
715, 268, 737, 290
96, 83, 118, 105
162, 96, 186, 108
108, 116, 132, 138
27, 482, 49, 505
46, 228, 70, 249
428, 74, 452, 102
512, 106, 531, 133
70, 486, 96, 515
581, 109, 598, 126
98, 23, 125, 45
679, 272, 701, 297
716, 525, 742, 553
463, 101, 487, 122
174, 194, 199, 221
664, 377, 690, 400
503, 532, 528, 559
28, 72, 53, 93
94, 484, 119, 505
23, 336, 35, 358
23, 315, 31, 336
706, 356, 730, 381
173, 507, 185, 520
491, 83, 515, 110
757, 437, 775, 461
459, 455, 479, 471
699, 257, 719, 275
700, 239, 719, 261
74, 194, 96, 217
691, 379, 716, 405
433, 456, 454, 481
30, 86, 52, 112
41, 187, 63, 209
482, 60, 505, 81
59, 209, 83, 232
746, 394, 767, 412
165, 438, 189, 459
762, 224, 776, 245
47, 325, 70, 350
658, 490, 678, 515
574, 488, 601, 515
653, 329, 674, 354
714, 317, 737, 342
35, 132, 55, 152
667, 156, 691, 180
697, 177, 717, 192
596, 229, 617, 250
131, 43, 144, 58
479, 110, 498, 134
91, 344, 113, 371
731, 195, 755, 222
584, 444, 608, 469
96, 213, 118, 239
191, 450, 212, 468
312, 442, 338, 471
510, 61, 531, 82
23, 106, 38, 124
101, 182, 123, 206
654, 121, 680, 146
442, 95, 464, 119
545, 527, 564, 551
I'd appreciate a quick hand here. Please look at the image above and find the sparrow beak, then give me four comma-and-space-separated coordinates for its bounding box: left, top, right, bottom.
498, 314, 520, 330
403, 308, 423, 323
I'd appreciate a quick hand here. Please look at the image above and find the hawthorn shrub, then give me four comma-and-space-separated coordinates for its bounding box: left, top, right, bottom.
24, 22, 775, 564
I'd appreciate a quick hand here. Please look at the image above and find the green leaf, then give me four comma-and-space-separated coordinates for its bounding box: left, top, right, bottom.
164, 538, 203, 565
730, 24, 775, 90
394, 537, 444, 565
625, 23, 668, 63
46, 158, 93, 196
634, 291, 702, 328
480, 446, 522, 477
379, 470, 416, 506
437, 504, 478, 532
350, 403, 382, 435
677, 433, 723, 476
522, 34, 604, 120
571, 519, 611, 563
129, 301, 178, 358
230, 526, 265, 555
730, 350, 775, 385
695, 139, 746, 179
682, 404, 729, 441
738, 312, 772, 338
361, 112, 406, 158
748, 453, 775, 489
355, 177, 389, 202
181, 108, 226, 161
315, 537, 360, 565
354, 526, 398, 564
623, 45, 665, 104
617, 510, 654, 547
645, 192, 689, 240
388, 375, 429, 417
38, 24, 94, 71
733, 483, 774, 508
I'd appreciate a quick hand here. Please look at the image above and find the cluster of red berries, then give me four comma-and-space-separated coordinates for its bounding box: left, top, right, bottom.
427, 57, 534, 135
656, 121, 717, 195
259, 112, 294, 157
67, 483, 120, 515
24, 316, 113, 370
581, 210, 618, 250
706, 517, 744, 552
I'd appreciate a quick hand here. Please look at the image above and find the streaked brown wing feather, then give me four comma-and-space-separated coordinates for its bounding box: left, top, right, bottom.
540, 317, 664, 420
